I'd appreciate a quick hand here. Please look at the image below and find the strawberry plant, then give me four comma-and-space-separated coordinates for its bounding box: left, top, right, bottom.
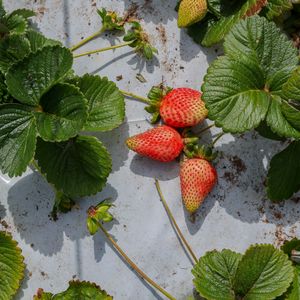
0, 3, 126, 216
34, 281, 113, 300
183, 0, 292, 47
201, 14, 300, 201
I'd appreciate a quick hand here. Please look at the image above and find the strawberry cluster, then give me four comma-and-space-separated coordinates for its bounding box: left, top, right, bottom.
126, 86, 218, 215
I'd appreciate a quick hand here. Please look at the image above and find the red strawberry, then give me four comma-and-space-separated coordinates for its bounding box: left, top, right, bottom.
180, 158, 217, 213
126, 125, 184, 162
146, 87, 208, 128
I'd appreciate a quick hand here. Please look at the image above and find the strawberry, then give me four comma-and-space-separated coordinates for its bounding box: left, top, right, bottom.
146, 87, 208, 128
178, 0, 208, 28
180, 157, 217, 214
126, 125, 185, 162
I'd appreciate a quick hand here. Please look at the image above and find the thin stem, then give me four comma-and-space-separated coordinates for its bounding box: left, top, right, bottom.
120, 90, 151, 104
212, 132, 225, 146
155, 179, 198, 265
73, 42, 132, 58
70, 27, 106, 52
197, 124, 215, 135
98, 223, 177, 300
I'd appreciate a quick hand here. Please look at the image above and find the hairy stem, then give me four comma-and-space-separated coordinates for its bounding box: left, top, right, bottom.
120, 90, 151, 104
155, 179, 198, 265
70, 27, 106, 52
98, 222, 177, 300
212, 132, 225, 146
73, 42, 132, 58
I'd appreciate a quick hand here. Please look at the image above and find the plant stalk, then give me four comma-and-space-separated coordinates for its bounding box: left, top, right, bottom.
155, 179, 198, 265
120, 90, 151, 104
197, 124, 215, 135
98, 222, 176, 300
212, 132, 225, 146
73, 42, 132, 58
70, 27, 106, 52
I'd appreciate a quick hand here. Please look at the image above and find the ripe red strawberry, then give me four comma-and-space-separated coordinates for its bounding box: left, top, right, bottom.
180, 158, 217, 213
146, 87, 208, 128
126, 125, 184, 162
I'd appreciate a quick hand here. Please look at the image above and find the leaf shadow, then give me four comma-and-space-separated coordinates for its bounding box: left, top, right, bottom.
14, 268, 30, 300
92, 121, 130, 174
0, 202, 6, 219
7, 172, 119, 256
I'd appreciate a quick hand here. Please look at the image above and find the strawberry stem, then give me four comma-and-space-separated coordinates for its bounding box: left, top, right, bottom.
73, 42, 132, 58
98, 222, 177, 300
196, 124, 215, 135
212, 132, 225, 146
70, 27, 106, 52
155, 179, 198, 265
120, 90, 151, 104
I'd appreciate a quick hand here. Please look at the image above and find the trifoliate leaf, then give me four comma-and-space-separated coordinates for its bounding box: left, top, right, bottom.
0, 104, 37, 177
187, 0, 257, 47
202, 16, 300, 137
267, 141, 300, 201
0, 34, 31, 74
202, 55, 270, 133
284, 266, 300, 300
9, 9, 36, 19
70, 74, 125, 132
233, 244, 294, 299
192, 249, 242, 300
34, 281, 113, 300
26, 29, 61, 53
261, 0, 293, 20
34, 83, 87, 142
0, 231, 25, 300
35, 135, 112, 197
6, 46, 73, 106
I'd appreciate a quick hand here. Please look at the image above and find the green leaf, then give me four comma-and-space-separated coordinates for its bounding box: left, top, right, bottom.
283, 68, 300, 102
9, 8, 36, 19
187, 0, 258, 47
267, 141, 300, 201
3, 14, 27, 35
261, 0, 293, 20
202, 16, 300, 137
202, 55, 270, 133
70, 74, 125, 132
282, 239, 300, 257
284, 266, 300, 300
0, 73, 13, 104
34, 83, 87, 142
6, 46, 73, 106
265, 96, 300, 139
0, 104, 37, 177
255, 121, 285, 141
35, 135, 112, 197
233, 244, 294, 299
26, 29, 61, 53
0, 231, 25, 300
192, 249, 242, 300
34, 281, 113, 300
0, 34, 31, 73
224, 16, 298, 82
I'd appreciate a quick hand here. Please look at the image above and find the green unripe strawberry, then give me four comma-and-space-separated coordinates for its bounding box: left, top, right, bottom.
178, 0, 208, 28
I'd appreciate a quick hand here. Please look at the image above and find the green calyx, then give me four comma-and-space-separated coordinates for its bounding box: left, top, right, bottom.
123, 21, 158, 60
97, 8, 125, 31
87, 199, 114, 235
184, 144, 217, 161
144, 85, 172, 123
